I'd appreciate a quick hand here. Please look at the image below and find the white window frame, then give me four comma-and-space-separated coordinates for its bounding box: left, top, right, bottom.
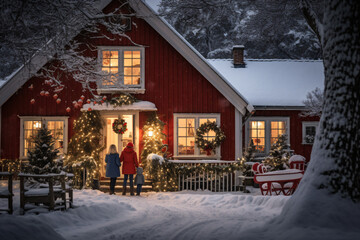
245, 117, 290, 155
97, 46, 145, 94
173, 113, 221, 159
19, 116, 69, 159
302, 121, 319, 145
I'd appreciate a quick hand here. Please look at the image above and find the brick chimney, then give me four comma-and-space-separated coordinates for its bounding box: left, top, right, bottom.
232, 45, 246, 68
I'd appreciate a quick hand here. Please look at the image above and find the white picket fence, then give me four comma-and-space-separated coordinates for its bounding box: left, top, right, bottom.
168, 160, 240, 192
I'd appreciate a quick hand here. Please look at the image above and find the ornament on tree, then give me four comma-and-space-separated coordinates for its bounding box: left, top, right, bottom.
56, 98, 61, 104
93, 101, 97, 105
88, 108, 92, 111
66, 107, 71, 112
195, 121, 226, 155
45, 91, 50, 97
40, 91, 45, 96
26, 123, 61, 176
53, 94, 58, 99
78, 99, 83, 104
80, 95, 85, 100
102, 96, 107, 101
112, 119, 127, 134
87, 99, 91, 104
64, 110, 105, 188
30, 99, 35, 104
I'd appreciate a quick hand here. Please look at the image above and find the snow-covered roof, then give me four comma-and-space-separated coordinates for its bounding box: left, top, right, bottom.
207, 59, 324, 107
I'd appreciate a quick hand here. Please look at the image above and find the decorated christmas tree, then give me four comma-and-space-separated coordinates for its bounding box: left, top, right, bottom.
140, 112, 166, 174
65, 110, 105, 187
240, 139, 257, 177
263, 134, 291, 171
27, 123, 61, 175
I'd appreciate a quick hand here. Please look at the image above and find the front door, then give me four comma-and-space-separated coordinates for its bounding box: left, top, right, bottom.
102, 113, 137, 177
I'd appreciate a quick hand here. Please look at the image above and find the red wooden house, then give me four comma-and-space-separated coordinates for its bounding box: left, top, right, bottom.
0, 0, 323, 177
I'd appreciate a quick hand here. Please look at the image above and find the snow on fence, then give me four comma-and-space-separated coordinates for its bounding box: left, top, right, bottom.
169, 160, 239, 192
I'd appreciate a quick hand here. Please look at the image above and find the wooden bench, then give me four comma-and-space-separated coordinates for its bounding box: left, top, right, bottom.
0, 172, 14, 214
254, 169, 303, 196
19, 173, 67, 215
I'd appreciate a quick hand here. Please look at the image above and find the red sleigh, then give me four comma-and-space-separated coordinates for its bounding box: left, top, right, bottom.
252, 161, 304, 196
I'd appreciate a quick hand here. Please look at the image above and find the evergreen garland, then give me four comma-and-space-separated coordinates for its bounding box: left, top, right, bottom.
140, 112, 166, 174
65, 110, 105, 187
26, 123, 62, 176
263, 134, 291, 171
149, 160, 246, 192
109, 93, 136, 107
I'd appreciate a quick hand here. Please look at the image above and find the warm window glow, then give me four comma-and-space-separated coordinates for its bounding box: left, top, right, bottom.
47, 121, 64, 155
24, 120, 64, 156
250, 121, 265, 153
177, 118, 195, 155
198, 118, 217, 155
101, 49, 142, 87
123, 50, 141, 85
270, 121, 286, 145
177, 117, 218, 156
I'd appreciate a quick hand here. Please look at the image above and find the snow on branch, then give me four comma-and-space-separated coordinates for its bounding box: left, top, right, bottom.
298, 0, 324, 43
300, 87, 323, 117
0, 0, 143, 100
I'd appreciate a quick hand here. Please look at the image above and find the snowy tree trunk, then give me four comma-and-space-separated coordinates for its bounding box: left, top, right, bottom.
274, 0, 360, 228
305, 0, 360, 202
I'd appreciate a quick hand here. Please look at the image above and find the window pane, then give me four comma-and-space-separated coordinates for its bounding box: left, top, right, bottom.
110, 58, 118, 67
133, 67, 140, 75
178, 128, 187, 136
133, 77, 140, 85
110, 51, 118, 58
177, 118, 196, 155
102, 59, 110, 66
132, 51, 140, 58
305, 126, 316, 144
124, 76, 132, 85
133, 59, 141, 66
124, 51, 132, 58
124, 59, 132, 66
250, 121, 265, 153
178, 119, 187, 127
270, 121, 286, 145
103, 51, 110, 58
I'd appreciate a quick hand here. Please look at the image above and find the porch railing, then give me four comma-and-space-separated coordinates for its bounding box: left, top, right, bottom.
168, 160, 240, 192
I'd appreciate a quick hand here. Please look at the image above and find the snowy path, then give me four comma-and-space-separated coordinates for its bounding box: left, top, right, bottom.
0, 181, 289, 240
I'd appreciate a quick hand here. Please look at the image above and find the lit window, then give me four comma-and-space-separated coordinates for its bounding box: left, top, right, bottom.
250, 121, 265, 153
302, 122, 319, 144
174, 114, 220, 157
246, 118, 289, 155
99, 47, 144, 90
20, 117, 69, 158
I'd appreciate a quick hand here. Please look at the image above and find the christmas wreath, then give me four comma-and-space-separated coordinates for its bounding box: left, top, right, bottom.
195, 121, 226, 155
112, 119, 127, 134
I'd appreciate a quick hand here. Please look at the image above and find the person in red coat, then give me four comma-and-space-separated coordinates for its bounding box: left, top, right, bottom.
120, 142, 139, 195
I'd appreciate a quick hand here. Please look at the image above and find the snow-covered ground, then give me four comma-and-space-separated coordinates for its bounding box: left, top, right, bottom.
0, 180, 358, 240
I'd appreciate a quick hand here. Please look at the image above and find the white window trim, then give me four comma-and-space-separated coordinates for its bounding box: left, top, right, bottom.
245, 116, 290, 155
97, 46, 145, 94
19, 116, 69, 159
173, 113, 221, 159
302, 121, 319, 145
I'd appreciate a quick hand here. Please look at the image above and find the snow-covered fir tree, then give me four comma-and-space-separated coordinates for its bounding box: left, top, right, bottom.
263, 134, 291, 171
26, 123, 61, 175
